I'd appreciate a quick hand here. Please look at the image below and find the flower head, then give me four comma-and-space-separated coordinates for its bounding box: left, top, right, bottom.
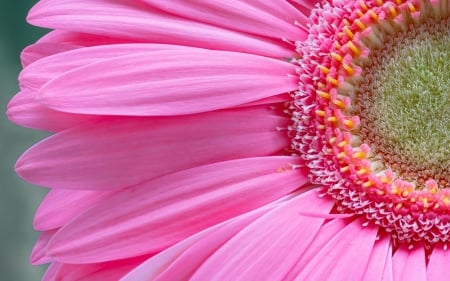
7, 0, 450, 280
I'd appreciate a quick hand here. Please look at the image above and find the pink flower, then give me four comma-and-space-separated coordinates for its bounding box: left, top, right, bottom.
8, 0, 450, 280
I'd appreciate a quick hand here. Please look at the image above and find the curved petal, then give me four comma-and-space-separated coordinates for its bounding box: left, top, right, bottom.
284, 218, 351, 279
20, 42, 80, 68
362, 237, 393, 281
120, 198, 275, 281
427, 246, 450, 281
7, 89, 102, 132
51, 256, 149, 281
30, 230, 57, 265
42, 262, 62, 281
392, 246, 426, 281
190, 190, 334, 280
34, 189, 114, 231
46, 156, 309, 263
121, 190, 333, 281
141, 0, 308, 41
293, 219, 379, 281
20, 43, 196, 91
16, 107, 290, 190
37, 49, 298, 116
28, 0, 294, 58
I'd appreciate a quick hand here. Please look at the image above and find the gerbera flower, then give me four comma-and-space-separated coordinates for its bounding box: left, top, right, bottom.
7, 0, 450, 280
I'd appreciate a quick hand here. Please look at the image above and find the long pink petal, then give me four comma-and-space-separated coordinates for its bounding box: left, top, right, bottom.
51, 256, 149, 281
362, 237, 393, 281
42, 262, 62, 281
37, 49, 297, 116
28, 0, 294, 58
392, 246, 426, 281
294, 219, 379, 281
20, 42, 80, 68
7, 89, 102, 132
34, 189, 114, 231
142, 0, 308, 41
189, 190, 334, 280
427, 246, 450, 281
284, 217, 352, 279
16, 107, 290, 190
30, 230, 57, 265
120, 200, 275, 281
20, 44, 195, 91
46, 156, 308, 263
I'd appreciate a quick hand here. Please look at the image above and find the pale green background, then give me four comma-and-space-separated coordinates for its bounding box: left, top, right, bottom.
1, 1, 48, 280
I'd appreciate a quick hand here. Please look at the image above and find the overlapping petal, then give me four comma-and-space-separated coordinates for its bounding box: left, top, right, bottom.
16, 107, 290, 190
45, 156, 308, 263
36, 49, 298, 116
28, 0, 295, 58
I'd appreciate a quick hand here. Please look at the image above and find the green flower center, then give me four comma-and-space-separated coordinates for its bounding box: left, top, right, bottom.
357, 19, 450, 186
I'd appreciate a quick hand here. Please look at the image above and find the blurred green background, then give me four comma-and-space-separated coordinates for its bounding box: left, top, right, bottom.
0, 1, 48, 280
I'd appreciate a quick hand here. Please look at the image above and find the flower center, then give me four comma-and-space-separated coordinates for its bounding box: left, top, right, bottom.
356, 18, 450, 188
292, 0, 450, 245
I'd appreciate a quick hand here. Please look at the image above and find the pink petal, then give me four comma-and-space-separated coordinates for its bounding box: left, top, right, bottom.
37, 49, 298, 116
20, 43, 194, 91
20, 42, 80, 68
34, 189, 114, 231
142, 0, 308, 41
47, 156, 309, 263
16, 107, 290, 190
121, 201, 274, 281
392, 246, 427, 281
51, 256, 149, 281
189, 190, 334, 280
362, 237, 393, 281
42, 262, 62, 281
288, 0, 320, 15
427, 246, 450, 281
284, 218, 352, 279
7, 89, 102, 132
30, 230, 57, 265
28, 0, 294, 58
294, 219, 379, 281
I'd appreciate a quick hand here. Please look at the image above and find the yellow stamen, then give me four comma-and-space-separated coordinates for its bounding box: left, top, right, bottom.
333, 99, 346, 109
343, 26, 354, 39
422, 198, 429, 208
344, 119, 355, 129
327, 116, 338, 123
359, 0, 368, 11
337, 140, 347, 147
354, 19, 366, 31
340, 166, 350, 173
327, 76, 339, 87
347, 41, 361, 56
318, 65, 330, 74
334, 42, 342, 50
362, 181, 373, 188
353, 151, 366, 159
388, 5, 397, 17
317, 90, 330, 99
331, 52, 343, 62
315, 110, 326, 117
369, 10, 379, 22
343, 63, 355, 75
337, 152, 346, 159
